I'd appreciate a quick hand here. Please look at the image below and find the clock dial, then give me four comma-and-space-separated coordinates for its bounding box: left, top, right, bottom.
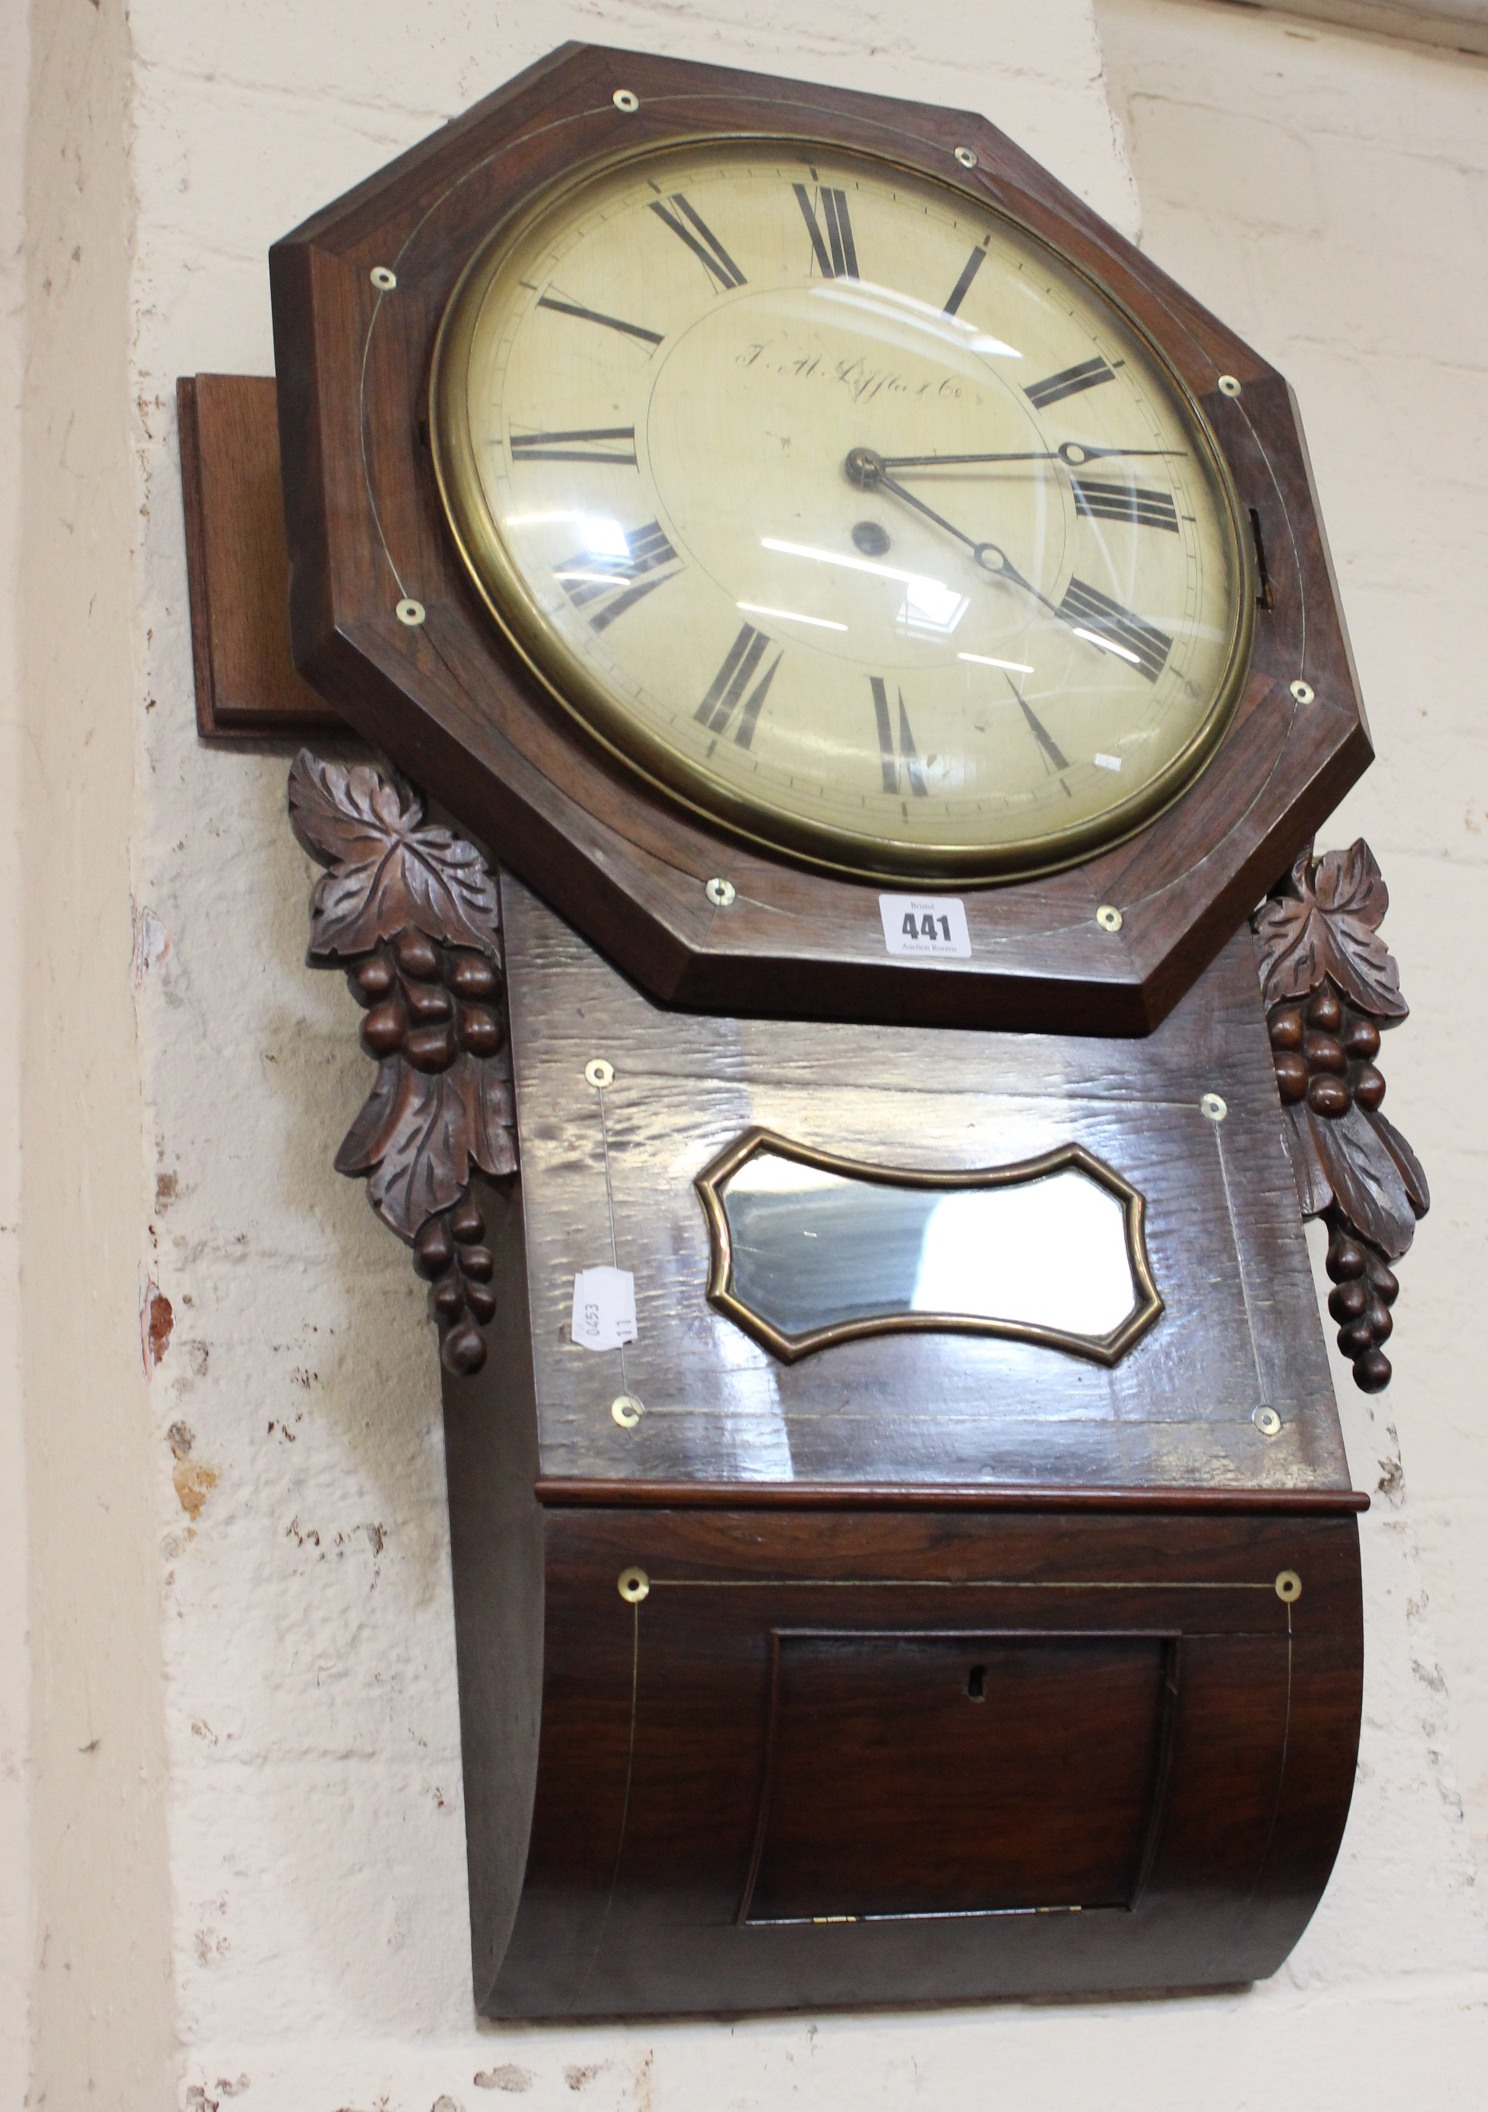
431, 140, 1252, 879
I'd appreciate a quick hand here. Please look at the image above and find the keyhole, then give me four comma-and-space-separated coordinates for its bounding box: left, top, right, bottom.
966, 1664, 987, 1702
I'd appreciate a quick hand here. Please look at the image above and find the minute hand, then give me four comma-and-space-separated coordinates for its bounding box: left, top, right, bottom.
880, 443, 1186, 470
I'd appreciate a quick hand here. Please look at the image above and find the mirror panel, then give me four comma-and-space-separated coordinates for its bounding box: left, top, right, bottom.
698, 1131, 1161, 1365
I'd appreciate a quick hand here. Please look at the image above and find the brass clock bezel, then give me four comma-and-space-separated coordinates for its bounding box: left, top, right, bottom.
429, 132, 1256, 886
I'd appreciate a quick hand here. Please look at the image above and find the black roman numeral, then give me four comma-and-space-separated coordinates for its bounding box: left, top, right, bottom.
870, 677, 927, 797
536, 294, 663, 347
1024, 356, 1116, 410
1072, 478, 1179, 533
694, 625, 783, 750
554, 520, 679, 631
510, 426, 637, 466
1059, 577, 1173, 683
943, 244, 988, 318
794, 183, 859, 280
649, 195, 747, 291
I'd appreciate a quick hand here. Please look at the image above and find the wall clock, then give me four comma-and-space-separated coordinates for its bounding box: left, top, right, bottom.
236, 42, 1428, 2020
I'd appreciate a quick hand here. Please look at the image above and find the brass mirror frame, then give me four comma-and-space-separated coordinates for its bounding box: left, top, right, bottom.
695, 1124, 1163, 1365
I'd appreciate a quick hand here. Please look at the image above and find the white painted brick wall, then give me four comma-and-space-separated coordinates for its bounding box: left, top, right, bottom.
0, 7, 30, 2104
13, 0, 1488, 2103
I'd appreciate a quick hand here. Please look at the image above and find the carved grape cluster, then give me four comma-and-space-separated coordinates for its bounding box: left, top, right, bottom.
413, 1190, 496, 1376
290, 751, 518, 1383
1252, 840, 1427, 1394
1267, 985, 1385, 1122
350, 928, 506, 1074
1324, 1220, 1397, 1395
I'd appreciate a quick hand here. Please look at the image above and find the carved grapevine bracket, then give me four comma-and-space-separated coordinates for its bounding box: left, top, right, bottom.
289, 751, 517, 1376
1253, 840, 1429, 1393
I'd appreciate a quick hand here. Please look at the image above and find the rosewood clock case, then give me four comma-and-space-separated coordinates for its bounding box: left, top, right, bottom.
200, 40, 1404, 2021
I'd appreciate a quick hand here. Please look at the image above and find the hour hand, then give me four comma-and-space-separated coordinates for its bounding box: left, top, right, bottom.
845, 448, 979, 554
845, 447, 1156, 665
846, 450, 1069, 623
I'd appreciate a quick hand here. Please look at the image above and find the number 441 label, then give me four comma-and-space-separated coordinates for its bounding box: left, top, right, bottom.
878, 894, 972, 960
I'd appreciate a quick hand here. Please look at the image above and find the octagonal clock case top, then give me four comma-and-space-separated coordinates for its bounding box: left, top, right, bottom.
270, 46, 1370, 1031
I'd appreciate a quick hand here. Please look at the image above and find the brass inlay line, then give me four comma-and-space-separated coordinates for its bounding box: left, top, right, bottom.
1211, 1108, 1270, 1416
641, 1576, 1284, 1593
596, 1082, 621, 1269
591, 1067, 634, 1403
1247, 1599, 1296, 1909
574, 1595, 642, 2007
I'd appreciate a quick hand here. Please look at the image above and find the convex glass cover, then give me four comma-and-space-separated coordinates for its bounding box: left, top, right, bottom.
432, 138, 1253, 879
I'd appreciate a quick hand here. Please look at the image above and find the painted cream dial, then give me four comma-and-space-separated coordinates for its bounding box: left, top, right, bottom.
431, 139, 1252, 879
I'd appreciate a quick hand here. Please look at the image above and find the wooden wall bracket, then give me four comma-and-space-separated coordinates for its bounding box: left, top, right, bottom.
180, 375, 345, 738
289, 750, 517, 1373
1252, 840, 1428, 1391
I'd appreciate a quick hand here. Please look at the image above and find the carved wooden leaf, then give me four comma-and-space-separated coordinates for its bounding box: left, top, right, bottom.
1312, 838, 1388, 923
1301, 1103, 1417, 1260
289, 750, 501, 960
1281, 1104, 1334, 1219
335, 1054, 517, 1240
1368, 1109, 1431, 1220
335, 1060, 464, 1234
1309, 841, 1407, 1017
1254, 842, 1407, 1018
1253, 853, 1332, 1008
468, 1062, 520, 1182
289, 750, 422, 867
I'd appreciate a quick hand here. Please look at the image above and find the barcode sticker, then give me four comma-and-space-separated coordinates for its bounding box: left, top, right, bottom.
878, 894, 972, 960
570, 1266, 638, 1353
